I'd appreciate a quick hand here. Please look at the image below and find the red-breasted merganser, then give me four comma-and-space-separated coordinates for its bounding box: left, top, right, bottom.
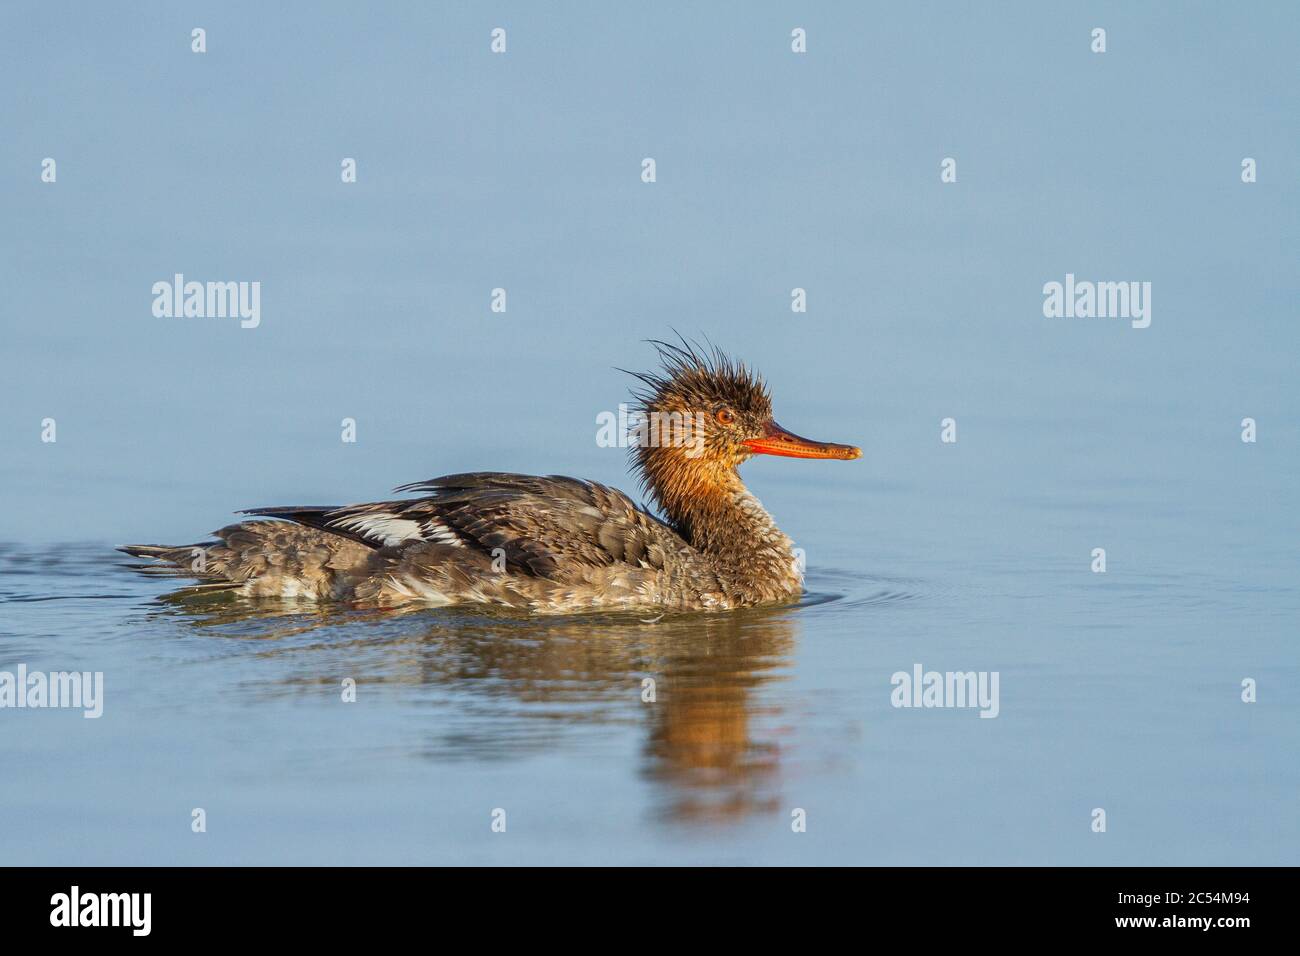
122, 341, 860, 613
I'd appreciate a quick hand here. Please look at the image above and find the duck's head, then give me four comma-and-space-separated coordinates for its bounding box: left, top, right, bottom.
626, 339, 860, 522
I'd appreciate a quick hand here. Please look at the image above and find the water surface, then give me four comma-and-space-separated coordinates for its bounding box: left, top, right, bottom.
2, 413, 1295, 866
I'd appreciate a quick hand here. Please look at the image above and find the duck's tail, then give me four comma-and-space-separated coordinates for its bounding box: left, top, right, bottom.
118, 541, 243, 594
119, 542, 216, 570
119, 521, 377, 599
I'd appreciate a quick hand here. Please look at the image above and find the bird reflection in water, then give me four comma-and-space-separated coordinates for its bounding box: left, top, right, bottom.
151, 594, 803, 825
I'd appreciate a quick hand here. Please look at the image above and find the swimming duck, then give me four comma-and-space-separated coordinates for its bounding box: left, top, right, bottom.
122, 341, 860, 613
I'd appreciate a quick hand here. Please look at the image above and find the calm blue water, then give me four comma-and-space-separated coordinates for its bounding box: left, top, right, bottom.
1, 2, 1297, 864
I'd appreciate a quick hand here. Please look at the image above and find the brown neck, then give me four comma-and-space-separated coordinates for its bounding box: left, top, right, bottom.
640, 451, 785, 560
637, 447, 803, 604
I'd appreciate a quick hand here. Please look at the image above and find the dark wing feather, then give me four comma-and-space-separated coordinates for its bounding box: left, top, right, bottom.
244, 473, 687, 581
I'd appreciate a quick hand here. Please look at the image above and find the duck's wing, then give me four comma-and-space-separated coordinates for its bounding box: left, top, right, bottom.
243, 472, 689, 580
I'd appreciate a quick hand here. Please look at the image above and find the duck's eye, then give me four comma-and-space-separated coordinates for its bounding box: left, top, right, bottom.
715, 407, 736, 425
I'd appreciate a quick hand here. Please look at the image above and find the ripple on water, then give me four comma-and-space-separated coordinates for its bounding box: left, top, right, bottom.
1, 592, 139, 603
802, 568, 924, 611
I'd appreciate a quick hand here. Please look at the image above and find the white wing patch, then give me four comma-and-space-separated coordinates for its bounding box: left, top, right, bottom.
421, 523, 464, 547
330, 511, 465, 549
331, 514, 423, 547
